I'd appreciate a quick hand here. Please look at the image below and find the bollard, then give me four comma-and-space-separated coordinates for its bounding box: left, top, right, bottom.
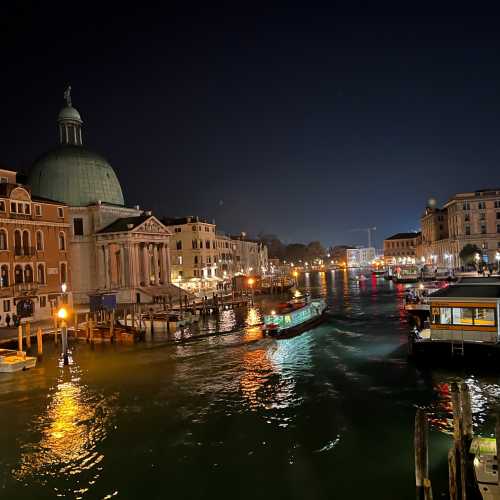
61, 322, 68, 365
18, 324, 23, 352
25, 321, 31, 349
36, 328, 43, 357
89, 319, 94, 344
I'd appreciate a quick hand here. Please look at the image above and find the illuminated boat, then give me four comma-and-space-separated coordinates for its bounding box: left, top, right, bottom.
263, 296, 327, 338
0, 349, 37, 373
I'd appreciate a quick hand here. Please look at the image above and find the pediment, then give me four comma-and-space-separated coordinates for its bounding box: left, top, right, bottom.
133, 216, 171, 235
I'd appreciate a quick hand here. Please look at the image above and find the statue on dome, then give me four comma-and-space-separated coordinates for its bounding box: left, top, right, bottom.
64, 86, 72, 107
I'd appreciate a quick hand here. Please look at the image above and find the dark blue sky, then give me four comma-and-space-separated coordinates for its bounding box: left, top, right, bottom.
2, 5, 500, 248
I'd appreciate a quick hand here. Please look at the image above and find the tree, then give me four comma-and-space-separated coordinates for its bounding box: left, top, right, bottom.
459, 244, 482, 267
306, 241, 326, 259
285, 243, 308, 262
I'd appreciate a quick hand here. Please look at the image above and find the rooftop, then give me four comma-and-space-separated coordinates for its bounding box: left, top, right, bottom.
97, 215, 152, 234
385, 232, 421, 240
430, 283, 500, 299
162, 215, 214, 226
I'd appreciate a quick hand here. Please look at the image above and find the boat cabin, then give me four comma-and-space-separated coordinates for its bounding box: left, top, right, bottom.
428, 283, 500, 343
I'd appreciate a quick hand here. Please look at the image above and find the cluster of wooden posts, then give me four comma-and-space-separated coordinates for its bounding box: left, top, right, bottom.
415, 382, 478, 500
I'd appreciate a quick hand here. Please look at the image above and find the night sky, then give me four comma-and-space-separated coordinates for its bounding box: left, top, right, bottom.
2, 5, 500, 248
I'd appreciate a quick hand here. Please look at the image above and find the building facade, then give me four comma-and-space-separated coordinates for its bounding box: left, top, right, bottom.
164, 216, 219, 293
383, 232, 420, 265
346, 247, 376, 267
0, 170, 71, 323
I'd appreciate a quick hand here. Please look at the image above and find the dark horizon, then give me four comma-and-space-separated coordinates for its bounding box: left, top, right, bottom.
3, 5, 500, 247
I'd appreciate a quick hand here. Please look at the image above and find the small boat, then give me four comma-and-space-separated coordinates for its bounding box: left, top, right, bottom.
263, 296, 327, 338
0, 349, 37, 373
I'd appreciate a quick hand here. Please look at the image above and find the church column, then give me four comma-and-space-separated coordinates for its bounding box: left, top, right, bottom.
160, 243, 168, 284
153, 244, 160, 284
104, 244, 111, 289
142, 243, 150, 286
99, 245, 107, 289
120, 243, 126, 288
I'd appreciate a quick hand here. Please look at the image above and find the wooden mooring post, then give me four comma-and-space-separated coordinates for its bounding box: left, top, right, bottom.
36, 327, 43, 358
17, 324, 23, 352
25, 321, 31, 349
415, 408, 433, 500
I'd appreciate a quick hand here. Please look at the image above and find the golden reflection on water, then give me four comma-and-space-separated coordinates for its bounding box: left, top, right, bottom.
15, 370, 115, 496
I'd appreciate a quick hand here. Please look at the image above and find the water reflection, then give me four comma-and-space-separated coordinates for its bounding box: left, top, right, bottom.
15, 366, 115, 497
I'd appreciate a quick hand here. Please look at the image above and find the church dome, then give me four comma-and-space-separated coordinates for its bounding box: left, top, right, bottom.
58, 105, 82, 123
29, 146, 125, 206
28, 88, 125, 207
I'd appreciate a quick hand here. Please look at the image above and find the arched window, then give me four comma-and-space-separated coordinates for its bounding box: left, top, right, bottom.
14, 230, 21, 255
0, 230, 7, 250
36, 231, 43, 251
60, 262, 67, 284
22, 230, 30, 254
37, 264, 45, 284
24, 264, 33, 283
14, 265, 23, 284
59, 232, 66, 251
1, 265, 9, 287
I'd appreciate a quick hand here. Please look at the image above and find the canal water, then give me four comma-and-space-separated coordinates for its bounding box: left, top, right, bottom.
1, 270, 500, 499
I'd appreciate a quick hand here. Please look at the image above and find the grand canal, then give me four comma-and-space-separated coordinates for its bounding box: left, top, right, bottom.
2, 270, 500, 499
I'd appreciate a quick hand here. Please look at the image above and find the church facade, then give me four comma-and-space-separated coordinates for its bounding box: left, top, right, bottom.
28, 89, 176, 307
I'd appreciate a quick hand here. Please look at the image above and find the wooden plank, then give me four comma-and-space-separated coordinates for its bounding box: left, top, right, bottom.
415, 408, 429, 499
448, 447, 458, 500
460, 383, 473, 442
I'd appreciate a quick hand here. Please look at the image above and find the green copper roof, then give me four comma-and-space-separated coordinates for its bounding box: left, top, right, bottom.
28, 145, 124, 207
58, 105, 82, 123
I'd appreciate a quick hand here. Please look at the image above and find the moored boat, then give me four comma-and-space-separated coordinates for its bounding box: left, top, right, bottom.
0, 349, 37, 373
263, 296, 327, 338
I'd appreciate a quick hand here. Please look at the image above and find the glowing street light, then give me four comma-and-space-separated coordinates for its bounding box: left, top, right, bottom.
57, 306, 69, 365
496, 252, 500, 271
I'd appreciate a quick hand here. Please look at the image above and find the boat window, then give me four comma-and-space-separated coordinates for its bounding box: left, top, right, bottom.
439, 307, 452, 325
475, 308, 496, 326
452, 308, 474, 325
431, 307, 440, 324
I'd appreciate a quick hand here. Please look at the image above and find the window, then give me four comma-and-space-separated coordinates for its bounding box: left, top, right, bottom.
0, 230, 7, 251
496, 201, 500, 209
24, 204, 30, 215
3, 300, 10, 312
465, 225, 471, 236
0, 201, 5, 212
0, 177, 7, 184
36, 231, 43, 251
37, 263, 45, 284
205, 240, 210, 249
0, 265, 8, 287
176, 256, 183, 265
192, 240, 197, 249
24, 265, 33, 283
60, 262, 67, 284
194, 255, 198, 265
176, 240, 182, 250
10, 202, 16, 213
59, 232, 66, 250
476, 308, 495, 326
14, 265, 22, 284
73, 218, 84, 235
40, 296, 47, 308
34, 204, 42, 216
478, 201, 486, 209
463, 201, 470, 210
58, 207, 64, 218
439, 307, 452, 324
452, 308, 474, 325
480, 212, 486, 220
22, 230, 29, 253
481, 224, 487, 234
14, 230, 21, 254
174, 227, 181, 233
497, 225, 500, 234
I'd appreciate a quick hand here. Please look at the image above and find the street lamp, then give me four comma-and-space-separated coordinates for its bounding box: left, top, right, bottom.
247, 277, 255, 304
475, 252, 481, 273
57, 305, 69, 365
496, 252, 500, 273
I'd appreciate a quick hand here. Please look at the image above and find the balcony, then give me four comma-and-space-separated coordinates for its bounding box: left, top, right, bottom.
14, 246, 36, 257
9, 212, 32, 221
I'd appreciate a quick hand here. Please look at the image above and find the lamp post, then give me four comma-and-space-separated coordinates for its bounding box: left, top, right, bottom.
248, 277, 255, 304
496, 252, 500, 273
475, 252, 481, 274
57, 305, 69, 365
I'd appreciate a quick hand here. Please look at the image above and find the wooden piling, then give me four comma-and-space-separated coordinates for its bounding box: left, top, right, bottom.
448, 447, 458, 500
73, 311, 78, 336
85, 313, 89, 340
25, 321, 31, 349
110, 310, 115, 341
17, 324, 23, 352
89, 319, 94, 344
415, 408, 429, 500
36, 327, 43, 357
451, 382, 467, 499
53, 314, 58, 344
149, 311, 154, 334
496, 414, 500, 488
459, 383, 473, 442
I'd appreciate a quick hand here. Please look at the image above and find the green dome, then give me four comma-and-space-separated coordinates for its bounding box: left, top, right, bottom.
58, 106, 82, 123
28, 145, 125, 206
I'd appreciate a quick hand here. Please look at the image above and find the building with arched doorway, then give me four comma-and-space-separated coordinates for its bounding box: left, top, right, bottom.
0, 170, 71, 324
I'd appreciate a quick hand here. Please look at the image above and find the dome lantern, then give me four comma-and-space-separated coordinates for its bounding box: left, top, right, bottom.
58, 86, 83, 146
